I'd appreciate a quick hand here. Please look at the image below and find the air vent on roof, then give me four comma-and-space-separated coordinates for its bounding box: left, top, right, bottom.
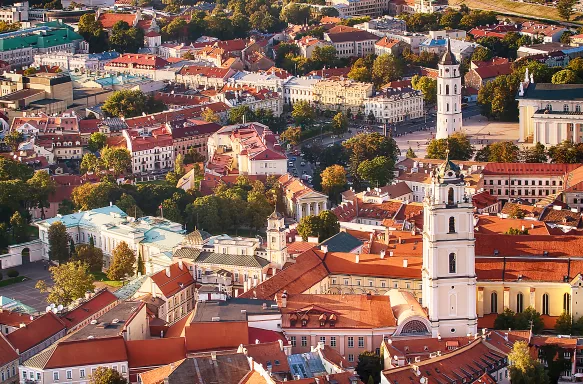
90, 319, 97, 325
112, 318, 119, 324
211, 316, 221, 322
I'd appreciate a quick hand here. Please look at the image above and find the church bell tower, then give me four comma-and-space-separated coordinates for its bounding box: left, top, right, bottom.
436, 39, 463, 140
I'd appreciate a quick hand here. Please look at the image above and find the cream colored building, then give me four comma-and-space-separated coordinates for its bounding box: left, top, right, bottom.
278, 174, 328, 222
364, 87, 424, 123
313, 79, 373, 113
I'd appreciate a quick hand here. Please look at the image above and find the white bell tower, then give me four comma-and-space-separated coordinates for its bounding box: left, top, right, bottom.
436, 39, 463, 140
266, 209, 288, 270
422, 154, 477, 338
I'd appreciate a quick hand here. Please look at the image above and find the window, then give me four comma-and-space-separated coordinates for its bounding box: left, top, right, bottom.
517, 293, 524, 313
358, 337, 364, 348
577, 105, 581, 113
320, 336, 326, 344
449, 253, 456, 273
542, 294, 550, 315
348, 337, 354, 348
37, 373, 41, 380
446, 84, 450, 95
564, 104, 569, 112
564, 293, 571, 314
291, 336, 296, 347
331, 337, 336, 347
454, 84, 457, 94
54, 372, 60, 381
80, 369, 86, 379
66, 370, 72, 380
301, 336, 307, 347
491, 292, 498, 314
448, 187, 454, 205
448, 217, 455, 233
23, 372, 27, 380
348, 354, 354, 362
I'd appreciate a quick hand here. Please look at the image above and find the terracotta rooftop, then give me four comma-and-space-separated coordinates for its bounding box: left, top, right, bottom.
482, 163, 580, 176
7, 312, 66, 353
139, 359, 184, 384
58, 289, 117, 329
0, 334, 18, 366
150, 263, 195, 298
475, 256, 583, 282
243, 341, 290, 374
97, 12, 137, 29
0, 310, 35, 328
475, 216, 549, 235
126, 337, 187, 368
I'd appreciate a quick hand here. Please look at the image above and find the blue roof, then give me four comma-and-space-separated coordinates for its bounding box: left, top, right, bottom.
88, 51, 120, 60
420, 38, 446, 47
287, 353, 326, 379
320, 231, 363, 253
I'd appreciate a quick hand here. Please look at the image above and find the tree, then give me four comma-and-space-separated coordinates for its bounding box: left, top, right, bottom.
520, 142, 547, 163
280, 126, 301, 146
406, 147, 417, 158
297, 214, 321, 241
228, 105, 255, 124
494, 308, 516, 329
348, 58, 372, 83
515, 307, 544, 334
27, 171, 56, 219
357, 156, 394, 187
292, 100, 316, 127
508, 341, 549, 384
102, 89, 164, 118
161, 197, 183, 224
477, 74, 519, 121
174, 153, 185, 176
161, 18, 187, 41
73, 244, 104, 273
107, 241, 136, 280
69, 238, 76, 259
71, 182, 113, 211
48, 221, 70, 264
318, 210, 340, 241
411, 75, 437, 104
109, 21, 144, 53
332, 112, 348, 135
372, 54, 403, 87
568, 57, 583, 78
246, 191, 272, 230
471, 46, 493, 62
548, 140, 583, 163
475, 141, 520, 162
10, 211, 28, 243
58, 199, 75, 215
77, 13, 108, 53
115, 193, 143, 218
186, 195, 220, 232
201, 107, 220, 123
4, 130, 24, 153
355, 351, 382, 384
87, 132, 107, 152
552, 69, 581, 84
36, 261, 95, 306
343, 133, 399, 187
558, 0, 577, 20
426, 133, 474, 160
320, 165, 346, 201
89, 367, 127, 384
555, 311, 572, 334
312, 45, 338, 68
508, 204, 525, 219
136, 251, 145, 276
80, 153, 101, 174
100, 146, 131, 176
280, 3, 311, 25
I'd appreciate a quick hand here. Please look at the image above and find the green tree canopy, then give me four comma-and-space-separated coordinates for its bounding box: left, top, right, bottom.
474, 141, 520, 162
107, 241, 136, 280
102, 89, 165, 118
426, 133, 474, 160
552, 69, 581, 84
73, 244, 104, 273
357, 156, 394, 187
332, 112, 348, 135
87, 132, 107, 153
89, 367, 127, 384
280, 126, 301, 146
35, 261, 95, 306
292, 100, 316, 127
48, 221, 70, 264
372, 54, 403, 87
356, 351, 382, 384
411, 75, 437, 104
508, 341, 549, 384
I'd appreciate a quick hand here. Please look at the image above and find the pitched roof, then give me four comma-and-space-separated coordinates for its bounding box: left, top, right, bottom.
247, 327, 288, 345
281, 294, 397, 329
0, 310, 35, 328
185, 321, 249, 352
6, 312, 66, 353
320, 345, 353, 370
139, 359, 185, 384
243, 341, 290, 373
24, 336, 128, 369
475, 216, 549, 235
97, 12, 137, 29
126, 337, 187, 368
58, 289, 118, 329
482, 162, 580, 175
326, 26, 379, 43
475, 233, 583, 257
150, 263, 195, 298
472, 62, 512, 79
320, 231, 363, 253
0, 333, 18, 366
475, 256, 583, 282
324, 252, 422, 279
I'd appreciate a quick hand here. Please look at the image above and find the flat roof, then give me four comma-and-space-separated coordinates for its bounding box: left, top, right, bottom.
192, 298, 278, 323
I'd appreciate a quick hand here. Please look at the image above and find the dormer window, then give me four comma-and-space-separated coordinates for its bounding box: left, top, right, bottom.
301, 319, 307, 327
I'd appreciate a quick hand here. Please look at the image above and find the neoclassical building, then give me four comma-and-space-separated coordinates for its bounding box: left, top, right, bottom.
278, 174, 328, 222
517, 74, 583, 144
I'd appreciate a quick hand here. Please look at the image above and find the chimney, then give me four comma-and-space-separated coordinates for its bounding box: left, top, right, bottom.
211, 352, 217, 361
165, 266, 171, 277
321, 244, 328, 253
356, 254, 359, 263
281, 291, 288, 307
403, 259, 408, 268
178, 260, 183, 270
85, 291, 92, 300
380, 249, 386, 259
389, 251, 393, 257
256, 339, 260, 344
521, 225, 525, 231
278, 339, 284, 351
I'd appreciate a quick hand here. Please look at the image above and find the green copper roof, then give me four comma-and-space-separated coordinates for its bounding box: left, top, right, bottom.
0, 28, 83, 52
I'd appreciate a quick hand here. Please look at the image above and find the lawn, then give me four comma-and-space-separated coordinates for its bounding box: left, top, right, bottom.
92, 271, 123, 288
450, 0, 583, 24
0, 276, 27, 288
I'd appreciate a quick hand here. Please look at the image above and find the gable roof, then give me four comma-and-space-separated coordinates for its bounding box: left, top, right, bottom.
7, 312, 66, 353
150, 263, 195, 298
59, 289, 118, 329
243, 341, 290, 374
0, 333, 18, 366
126, 337, 187, 368
320, 232, 363, 253
98, 12, 137, 29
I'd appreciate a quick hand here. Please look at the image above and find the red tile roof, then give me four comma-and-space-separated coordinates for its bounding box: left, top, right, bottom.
7, 312, 66, 353
150, 263, 195, 298
126, 337, 187, 368
0, 311, 35, 328
0, 334, 18, 366
106, 54, 169, 70
124, 104, 229, 129
320, 345, 352, 370
243, 341, 290, 373
475, 216, 549, 235
476, 257, 583, 282
247, 328, 288, 345
185, 321, 249, 352
475, 233, 583, 257
98, 13, 137, 29
473, 62, 513, 80
482, 163, 580, 176
44, 336, 128, 369
59, 290, 118, 329
179, 65, 232, 78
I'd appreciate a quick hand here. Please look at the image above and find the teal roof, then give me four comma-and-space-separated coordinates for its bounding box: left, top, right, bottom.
37, 205, 127, 229
0, 28, 83, 52
320, 231, 363, 253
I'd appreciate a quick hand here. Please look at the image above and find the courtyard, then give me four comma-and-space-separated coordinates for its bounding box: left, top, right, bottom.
0, 262, 50, 312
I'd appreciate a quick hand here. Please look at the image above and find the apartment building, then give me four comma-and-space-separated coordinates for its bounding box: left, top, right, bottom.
122, 126, 174, 175
168, 119, 221, 160
313, 79, 373, 113
364, 87, 424, 123
323, 26, 379, 58
326, 0, 390, 17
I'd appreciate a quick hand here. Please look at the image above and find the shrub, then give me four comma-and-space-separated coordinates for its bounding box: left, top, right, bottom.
7, 270, 19, 278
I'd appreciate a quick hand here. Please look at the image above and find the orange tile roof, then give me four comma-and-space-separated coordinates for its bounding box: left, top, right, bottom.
320, 345, 352, 370
482, 163, 580, 176
277, 372, 363, 384
475, 216, 549, 235
185, 321, 249, 352
59, 290, 118, 329
324, 252, 422, 278
281, 294, 397, 329
126, 337, 187, 368
243, 341, 290, 373
475, 233, 583, 257
0, 333, 18, 366
164, 311, 194, 338
248, 327, 288, 345
7, 312, 66, 353
98, 12, 136, 29
0, 311, 35, 328
150, 263, 195, 298
45, 336, 128, 369
241, 371, 268, 384
139, 359, 184, 384
286, 241, 316, 255
476, 257, 583, 282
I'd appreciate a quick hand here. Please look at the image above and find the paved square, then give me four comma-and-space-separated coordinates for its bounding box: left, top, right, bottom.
0, 262, 51, 312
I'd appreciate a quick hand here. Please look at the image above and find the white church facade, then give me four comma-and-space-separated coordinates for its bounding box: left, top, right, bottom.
436, 39, 463, 140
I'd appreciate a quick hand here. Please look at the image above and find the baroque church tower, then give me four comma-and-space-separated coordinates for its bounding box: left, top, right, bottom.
422, 155, 477, 337
266, 209, 288, 270
436, 39, 463, 140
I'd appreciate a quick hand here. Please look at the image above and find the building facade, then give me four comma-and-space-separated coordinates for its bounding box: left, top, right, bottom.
313, 79, 373, 113
436, 40, 462, 140
364, 87, 424, 123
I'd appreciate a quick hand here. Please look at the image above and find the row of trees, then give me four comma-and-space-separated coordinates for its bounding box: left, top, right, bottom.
78, 15, 144, 53
398, 6, 497, 32
80, 146, 132, 177
346, 54, 404, 87
101, 89, 165, 118
275, 43, 346, 76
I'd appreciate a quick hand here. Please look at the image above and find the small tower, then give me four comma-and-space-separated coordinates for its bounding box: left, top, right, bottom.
436, 39, 462, 140
422, 153, 477, 338
266, 208, 288, 270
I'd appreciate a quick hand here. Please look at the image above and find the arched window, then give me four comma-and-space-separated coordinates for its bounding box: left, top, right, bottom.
448, 217, 455, 233
446, 85, 450, 95
449, 253, 456, 273
448, 187, 454, 205
439, 84, 442, 94
491, 292, 498, 314
542, 293, 549, 315
546, 104, 553, 111
517, 293, 524, 313
564, 293, 571, 313
454, 84, 457, 94
447, 103, 449, 112
564, 104, 569, 112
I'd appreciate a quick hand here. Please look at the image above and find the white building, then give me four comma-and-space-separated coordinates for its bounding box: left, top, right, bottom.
36, 206, 186, 269
323, 26, 379, 59
228, 71, 285, 93
419, 38, 479, 63
364, 87, 424, 123
436, 40, 462, 140
0, 1, 28, 24
33, 51, 120, 72
215, 88, 283, 117
326, 0, 389, 17
122, 127, 174, 175
422, 158, 477, 338
282, 76, 319, 105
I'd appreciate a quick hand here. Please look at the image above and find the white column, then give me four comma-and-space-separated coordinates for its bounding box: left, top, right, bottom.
518, 106, 525, 142
306, 203, 311, 216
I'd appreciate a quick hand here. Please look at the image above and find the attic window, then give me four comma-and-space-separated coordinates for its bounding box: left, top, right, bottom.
301, 319, 308, 327
274, 360, 280, 366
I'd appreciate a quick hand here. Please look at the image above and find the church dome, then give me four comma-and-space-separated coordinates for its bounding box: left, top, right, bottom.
183, 230, 203, 246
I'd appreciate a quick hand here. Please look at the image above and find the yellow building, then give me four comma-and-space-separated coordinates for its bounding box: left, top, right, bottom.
313, 79, 373, 113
